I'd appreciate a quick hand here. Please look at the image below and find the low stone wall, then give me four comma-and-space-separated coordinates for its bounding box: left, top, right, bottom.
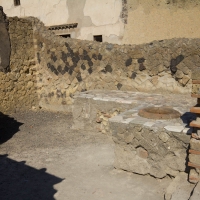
1, 16, 200, 112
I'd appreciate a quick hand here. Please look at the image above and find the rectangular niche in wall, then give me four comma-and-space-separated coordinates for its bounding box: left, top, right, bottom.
60, 34, 71, 38
94, 35, 102, 42
14, 0, 20, 6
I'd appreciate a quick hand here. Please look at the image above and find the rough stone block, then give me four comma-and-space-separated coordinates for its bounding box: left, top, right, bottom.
190, 138, 200, 152
165, 172, 194, 200
189, 154, 200, 166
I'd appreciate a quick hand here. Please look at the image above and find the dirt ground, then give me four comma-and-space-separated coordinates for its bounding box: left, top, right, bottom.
0, 110, 172, 200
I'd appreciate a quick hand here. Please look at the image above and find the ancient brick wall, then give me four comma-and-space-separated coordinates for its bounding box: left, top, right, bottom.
0, 17, 38, 113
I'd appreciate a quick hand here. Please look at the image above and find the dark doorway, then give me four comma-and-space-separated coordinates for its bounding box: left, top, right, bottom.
94, 35, 103, 42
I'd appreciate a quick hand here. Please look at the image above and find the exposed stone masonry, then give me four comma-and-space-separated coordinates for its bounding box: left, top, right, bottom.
1, 16, 200, 112
32, 16, 200, 110
72, 90, 196, 178
0, 17, 38, 113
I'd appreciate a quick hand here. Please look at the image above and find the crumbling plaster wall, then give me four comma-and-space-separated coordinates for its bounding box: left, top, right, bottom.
0, 0, 124, 44
123, 0, 200, 44
1, 0, 200, 45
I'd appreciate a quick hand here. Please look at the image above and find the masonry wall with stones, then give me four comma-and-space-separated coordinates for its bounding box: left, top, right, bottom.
0, 17, 38, 113
31, 16, 200, 110
2, 16, 200, 112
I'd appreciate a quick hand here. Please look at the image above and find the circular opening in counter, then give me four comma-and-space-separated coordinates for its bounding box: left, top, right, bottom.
138, 106, 181, 120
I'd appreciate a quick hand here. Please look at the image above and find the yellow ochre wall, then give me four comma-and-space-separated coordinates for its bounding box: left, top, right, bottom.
123, 0, 200, 44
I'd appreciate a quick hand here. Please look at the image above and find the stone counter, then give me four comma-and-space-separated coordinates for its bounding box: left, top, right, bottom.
109, 100, 196, 178
72, 90, 197, 178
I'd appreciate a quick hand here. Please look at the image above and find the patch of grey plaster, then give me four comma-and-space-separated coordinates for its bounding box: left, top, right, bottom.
67, 0, 93, 27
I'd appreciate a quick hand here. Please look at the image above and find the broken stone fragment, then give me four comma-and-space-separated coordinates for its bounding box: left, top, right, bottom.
165, 172, 194, 200
159, 132, 169, 143
136, 147, 148, 159
175, 70, 184, 79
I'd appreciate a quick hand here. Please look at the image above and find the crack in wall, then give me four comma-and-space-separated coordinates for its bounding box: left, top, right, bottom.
121, 0, 128, 24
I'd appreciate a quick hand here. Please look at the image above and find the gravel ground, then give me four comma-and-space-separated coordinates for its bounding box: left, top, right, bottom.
0, 110, 171, 200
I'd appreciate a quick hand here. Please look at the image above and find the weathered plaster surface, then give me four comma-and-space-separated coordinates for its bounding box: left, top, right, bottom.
0, 0, 124, 44
83, 0, 122, 26
123, 0, 200, 44
0, 0, 69, 26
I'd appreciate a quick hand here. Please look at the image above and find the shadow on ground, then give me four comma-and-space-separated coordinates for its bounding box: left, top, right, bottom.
0, 154, 63, 200
0, 112, 23, 144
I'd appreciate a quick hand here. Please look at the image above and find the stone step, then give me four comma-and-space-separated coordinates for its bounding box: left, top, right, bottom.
188, 162, 200, 169
190, 121, 200, 128
190, 106, 200, 114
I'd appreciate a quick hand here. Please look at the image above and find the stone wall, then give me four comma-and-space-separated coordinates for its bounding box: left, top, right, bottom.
32, 17, 200, 110
0, 17, 38, 113
1, 16, 200, 112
